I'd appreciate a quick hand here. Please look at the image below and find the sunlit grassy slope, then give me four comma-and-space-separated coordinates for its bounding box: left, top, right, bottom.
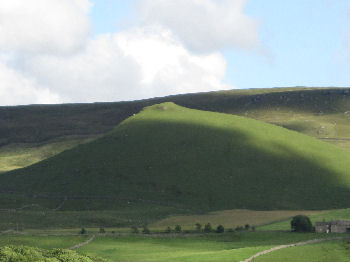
0, 138, 94, 173
2, 102, 350, 211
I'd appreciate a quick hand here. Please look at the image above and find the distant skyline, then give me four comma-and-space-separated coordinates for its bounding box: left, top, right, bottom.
1, 0, 350, 105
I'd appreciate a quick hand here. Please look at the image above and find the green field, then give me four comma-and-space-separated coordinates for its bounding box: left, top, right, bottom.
77, 232, 340, 262
255, 240, 350, 262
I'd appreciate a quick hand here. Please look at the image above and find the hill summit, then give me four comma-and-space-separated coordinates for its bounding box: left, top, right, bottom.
2, 102, 350, 210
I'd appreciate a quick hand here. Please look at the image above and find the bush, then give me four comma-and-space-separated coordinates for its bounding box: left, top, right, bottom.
99, 227, 105, 233
195, 223, 202, 232
79, 228, 86, 234
235, 226, 244, 232
142, 225, 150, 234
216, 225, 224, 233
204, 223, 212, 233
165, 226, 171, 233
175, 225, 182, 233
291, 215, 313, 232
245, 224, 250, 231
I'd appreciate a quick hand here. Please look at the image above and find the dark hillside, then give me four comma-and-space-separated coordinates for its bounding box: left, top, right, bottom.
1, 87, 350, 146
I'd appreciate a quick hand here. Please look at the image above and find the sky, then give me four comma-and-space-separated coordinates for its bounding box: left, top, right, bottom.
0, 0, 350, 106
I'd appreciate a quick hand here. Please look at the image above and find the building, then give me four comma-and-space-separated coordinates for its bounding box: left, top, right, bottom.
315, 221, 350, 233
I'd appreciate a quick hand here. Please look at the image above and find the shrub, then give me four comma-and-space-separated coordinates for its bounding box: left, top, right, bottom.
216, 225, 224, 233
175, 225, 182, 233
291, 215, 313, 232
245, 224, 250, 231
165, 226, 171, 233
235, 226, 244, 232
142, 225, 150, 234
204, 223, 212, 233
99, 227, 105, 233
79, 228, 86, 234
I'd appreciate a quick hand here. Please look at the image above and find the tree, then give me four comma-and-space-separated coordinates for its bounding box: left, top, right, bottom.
195, 223, 202, 232
99, 227, 105, 233
216, 225, 224, 233
175, 225, 182, 233
204, 223, 212, 233
245, 224, 250, 231
291, 215, 313, 232
80, 228, 86, 234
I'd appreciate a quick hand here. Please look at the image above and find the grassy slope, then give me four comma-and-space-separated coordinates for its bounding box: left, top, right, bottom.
2, 102, 350, 211
2, 87, 350, 172
77, 232, 337, 262
0, 138, 94, 173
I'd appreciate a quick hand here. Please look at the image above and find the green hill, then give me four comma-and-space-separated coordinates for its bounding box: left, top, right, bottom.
2, 87, 350, 173
2, 102, 350, 211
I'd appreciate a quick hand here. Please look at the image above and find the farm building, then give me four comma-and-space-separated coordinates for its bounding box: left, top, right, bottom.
315, 221, 350, 233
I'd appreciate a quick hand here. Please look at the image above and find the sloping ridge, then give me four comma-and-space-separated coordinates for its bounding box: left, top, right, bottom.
2, 102, 350, 211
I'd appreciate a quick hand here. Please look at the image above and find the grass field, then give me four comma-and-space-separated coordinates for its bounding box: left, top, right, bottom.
255, 240, 350, 262
150, 209, 326, 230
77, 232, 339, 262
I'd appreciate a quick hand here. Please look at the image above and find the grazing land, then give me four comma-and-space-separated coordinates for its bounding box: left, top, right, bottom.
2, 88, 350, 261
2, 102, 350, 212
255, 240, 350, 262
77, 232, 342, 262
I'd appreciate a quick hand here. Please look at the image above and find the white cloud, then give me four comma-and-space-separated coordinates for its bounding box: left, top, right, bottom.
0, 0, 91, 54
0, 0, 242, 105
137, 0, 260, 53
0, 62, 61, 106
23, 27, 230, 103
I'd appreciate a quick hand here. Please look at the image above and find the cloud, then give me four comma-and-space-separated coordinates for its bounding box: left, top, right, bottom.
0, 62, 61, 106
137, 0, 260, 53
0, 0, 91, 54
0, 0, 239, 105
23, 26, 230, 103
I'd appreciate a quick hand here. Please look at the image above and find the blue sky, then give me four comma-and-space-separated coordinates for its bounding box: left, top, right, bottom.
1, 0, 350, 105
91, 0, 350, 89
